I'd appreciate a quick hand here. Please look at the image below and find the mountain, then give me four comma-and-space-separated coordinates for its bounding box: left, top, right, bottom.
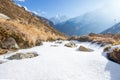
50, 15, 69, 25
32, 13, 54, 27
0, 0, 67, 48
102, 22, 120, 34
54, 2, 120, 36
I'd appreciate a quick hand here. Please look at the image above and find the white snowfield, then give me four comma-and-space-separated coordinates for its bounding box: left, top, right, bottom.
0, 41, 120, 80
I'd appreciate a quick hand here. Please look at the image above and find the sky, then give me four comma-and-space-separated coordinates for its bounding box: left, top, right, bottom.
14, 0, 110, 19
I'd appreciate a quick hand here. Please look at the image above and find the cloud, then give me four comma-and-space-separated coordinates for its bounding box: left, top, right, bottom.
32, 10, 47, 17
23, 6, 28, 10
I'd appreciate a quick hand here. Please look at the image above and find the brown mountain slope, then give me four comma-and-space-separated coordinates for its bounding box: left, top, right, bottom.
0, 0, 67, 49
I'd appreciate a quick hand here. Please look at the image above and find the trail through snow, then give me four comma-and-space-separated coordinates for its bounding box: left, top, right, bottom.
0, 41, 120, 80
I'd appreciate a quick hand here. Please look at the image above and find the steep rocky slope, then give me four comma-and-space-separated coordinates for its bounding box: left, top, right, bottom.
0, 0, 67, 50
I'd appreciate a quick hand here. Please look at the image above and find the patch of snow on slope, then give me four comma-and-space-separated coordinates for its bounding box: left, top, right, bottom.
0, 13, 10, 19
0, 41, 120, 80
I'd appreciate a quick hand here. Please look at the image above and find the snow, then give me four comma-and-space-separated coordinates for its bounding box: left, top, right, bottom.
0, 41, 120, 80
0, 13, 10, 20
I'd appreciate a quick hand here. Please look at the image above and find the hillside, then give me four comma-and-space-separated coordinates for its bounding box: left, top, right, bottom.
102, 22, 120, 34
0, 0, 67, 49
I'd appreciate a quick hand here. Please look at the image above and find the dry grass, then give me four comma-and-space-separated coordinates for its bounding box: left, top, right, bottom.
89, 33, 120, 45
0, 18, 67, 48
0, 0, 67, 49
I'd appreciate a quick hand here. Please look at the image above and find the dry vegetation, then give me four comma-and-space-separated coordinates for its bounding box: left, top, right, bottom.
0, 0, 67, 49
0, 18, 66, 48
89, 33, 120, 45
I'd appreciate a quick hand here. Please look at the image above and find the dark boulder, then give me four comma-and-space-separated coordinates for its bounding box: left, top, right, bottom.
79, 45, 94, 52
1, 37, 19, 49
7, 52, 38, 60
107, 47, 120, 64
35, 39, 43, 46
78, 36, 91, 42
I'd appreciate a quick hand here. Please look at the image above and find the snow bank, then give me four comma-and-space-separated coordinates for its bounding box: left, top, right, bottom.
0, 41, 120, 80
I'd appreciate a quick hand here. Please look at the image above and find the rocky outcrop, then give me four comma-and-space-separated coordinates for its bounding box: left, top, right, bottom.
79, 46, 94, 52
107, 47, 120, 64
0, 37, 19, 49
64, 42, 77, 48
78, 36, 91, 42
7, 52, 38, 60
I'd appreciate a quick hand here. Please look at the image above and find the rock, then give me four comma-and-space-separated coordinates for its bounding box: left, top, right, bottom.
64, 42, 77, 48
79, 46, 94, 52
7, 52, 38, 60
1, 37, 19, 49
35, 39, 43, 46
78, 36, 91, 42
100, 43, 106, 47
51, 45, 58, 47
107, 47, 120, 64
55, 41, 63, 44
68, 36, 79, 40
89, 33, 96, 36
0, 49, 8, 55
103, 46, 111, 52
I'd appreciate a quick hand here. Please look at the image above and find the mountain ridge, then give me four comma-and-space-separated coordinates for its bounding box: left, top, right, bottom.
102, 22, 120, 34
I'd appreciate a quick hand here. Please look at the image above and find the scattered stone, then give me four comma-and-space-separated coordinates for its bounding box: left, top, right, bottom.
64, 42, 77, 48
107, 47, 120, 64
1, 37, 19, 49
7, 52, 38, 60
79, 46, 94, 52
51, 45, 58, 47
55, 41, 63, 44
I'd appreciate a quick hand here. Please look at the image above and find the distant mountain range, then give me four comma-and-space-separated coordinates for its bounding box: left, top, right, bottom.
53, 2, 120, 36
50, 15, 69, 25
102, 22, 120, 34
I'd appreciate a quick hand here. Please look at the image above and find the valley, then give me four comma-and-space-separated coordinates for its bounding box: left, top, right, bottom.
0, 0, 120, 80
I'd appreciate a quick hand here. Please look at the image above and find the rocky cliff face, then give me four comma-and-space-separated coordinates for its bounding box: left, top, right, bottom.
0, 0, 67, 49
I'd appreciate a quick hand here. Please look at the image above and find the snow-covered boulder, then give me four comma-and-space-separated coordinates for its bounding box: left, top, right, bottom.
64, 42, 77, 48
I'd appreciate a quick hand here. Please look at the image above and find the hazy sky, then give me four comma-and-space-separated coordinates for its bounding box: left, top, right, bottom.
14, 0, 113, 18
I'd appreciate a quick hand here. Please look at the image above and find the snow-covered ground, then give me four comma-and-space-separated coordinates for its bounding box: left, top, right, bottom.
0, 41, 120, 80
